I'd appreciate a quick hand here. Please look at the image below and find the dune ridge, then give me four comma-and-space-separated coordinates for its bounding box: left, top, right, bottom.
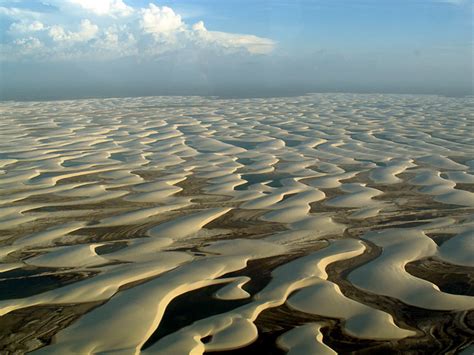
0, 93, 472, 354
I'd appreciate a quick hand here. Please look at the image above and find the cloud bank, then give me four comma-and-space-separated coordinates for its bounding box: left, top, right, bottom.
1, 0, 276, 61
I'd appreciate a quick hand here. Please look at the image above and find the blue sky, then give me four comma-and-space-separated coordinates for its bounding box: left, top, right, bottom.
0, 0, 472, 99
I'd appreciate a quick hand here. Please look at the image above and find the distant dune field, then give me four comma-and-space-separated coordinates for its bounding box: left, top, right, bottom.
0, 94, 473, 354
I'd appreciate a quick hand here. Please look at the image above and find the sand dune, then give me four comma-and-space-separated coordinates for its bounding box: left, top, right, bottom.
0, 94, 472, 354
348, 228, 474, 310
277, 323, 336, 355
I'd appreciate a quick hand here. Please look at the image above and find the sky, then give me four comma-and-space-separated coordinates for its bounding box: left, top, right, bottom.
0, 0, 472, 100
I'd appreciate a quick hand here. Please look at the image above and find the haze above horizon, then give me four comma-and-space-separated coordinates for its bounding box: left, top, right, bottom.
0, 0, 472, 100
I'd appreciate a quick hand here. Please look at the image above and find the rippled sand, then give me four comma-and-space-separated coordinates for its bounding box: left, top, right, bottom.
0, 94, 473, 354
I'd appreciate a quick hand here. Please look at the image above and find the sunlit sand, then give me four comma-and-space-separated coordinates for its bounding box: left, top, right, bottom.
0, 93, 472, 353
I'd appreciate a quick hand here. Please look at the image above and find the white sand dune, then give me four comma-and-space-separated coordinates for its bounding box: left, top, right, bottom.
97, 204, 187, 227
288, 280, 415, 339
368, 158, 415, 184
0, 93, 472, 354
24, 243, 108, 268
277, 323, 336, 355
437, 229, 474, 267
147, 207, 231, 240
0, 252, 193, 317
139, 239, 372, 354
349, 228, 474, 310
12, 221, 86, 248
325, 183, 384, 208
417, 154, 467, 171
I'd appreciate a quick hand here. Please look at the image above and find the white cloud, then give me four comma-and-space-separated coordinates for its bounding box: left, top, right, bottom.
192, 20, 206, 32
14, 36, 42, 51
49, 19, 98, 42
0, 6, 41, 18
92, 25, 137, 58
192, 21, 275, 54
1, 2, 275, 61
66, 0, 133, 17
140, 4, 184, 37
10, 20, 45, 33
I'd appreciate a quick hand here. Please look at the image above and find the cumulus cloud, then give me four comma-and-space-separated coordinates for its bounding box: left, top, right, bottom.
14, 36, 42, 50
48, 19, 98, 42
192, 21, 276, 55
66, 0, 133, 17
9, 20, 44, 33
140, 4, 184, 36
0, 1, 276, 61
